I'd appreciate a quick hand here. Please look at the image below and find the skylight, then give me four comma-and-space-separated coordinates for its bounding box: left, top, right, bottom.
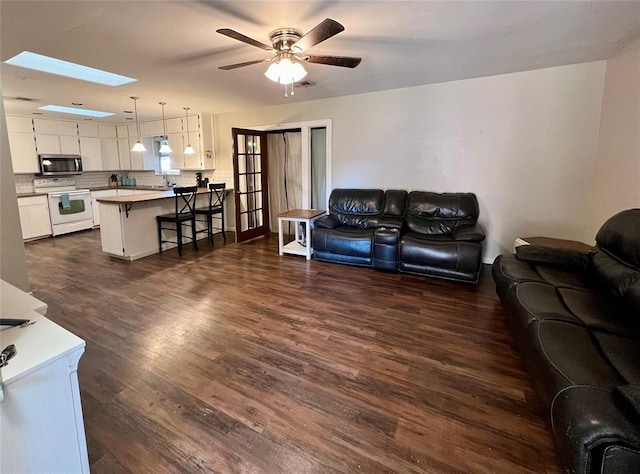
38, 105, 114, 118
4, 51, 137, 86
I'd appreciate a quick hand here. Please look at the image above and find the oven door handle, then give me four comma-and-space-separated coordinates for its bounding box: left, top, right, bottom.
49, 190, 90, 197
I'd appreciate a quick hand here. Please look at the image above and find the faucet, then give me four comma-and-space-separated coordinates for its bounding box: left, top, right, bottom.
163, 172, 171, 188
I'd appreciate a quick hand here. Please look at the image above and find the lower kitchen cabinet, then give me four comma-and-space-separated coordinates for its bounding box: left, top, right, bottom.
17, 195, 52, 240
90, 189, 118, 226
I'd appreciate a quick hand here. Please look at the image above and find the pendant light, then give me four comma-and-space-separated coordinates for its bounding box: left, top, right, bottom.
183, 107, 195, 155
130, 96, 146, 152
158, 102, 172, 154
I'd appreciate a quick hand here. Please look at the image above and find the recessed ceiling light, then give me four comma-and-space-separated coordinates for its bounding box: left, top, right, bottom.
4, 51, 137, 86
71, 102, 83, 106
125, 117, 133, 120
123, 110, 133, 114
38, 105, 114, 118
32, 112, 43, 115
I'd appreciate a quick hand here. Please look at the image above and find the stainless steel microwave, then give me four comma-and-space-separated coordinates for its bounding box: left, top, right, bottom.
38, 154, 83, 175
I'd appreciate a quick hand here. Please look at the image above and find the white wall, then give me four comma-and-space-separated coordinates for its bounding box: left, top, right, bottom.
587, 40, 640, 237
214, 61, 607, 261
1, 87, 30, 291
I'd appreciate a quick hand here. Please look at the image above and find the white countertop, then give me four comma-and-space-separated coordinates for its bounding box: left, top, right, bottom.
1, 280, 48, 318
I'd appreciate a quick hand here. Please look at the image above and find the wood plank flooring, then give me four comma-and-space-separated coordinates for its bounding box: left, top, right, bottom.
23, 229, 558, 473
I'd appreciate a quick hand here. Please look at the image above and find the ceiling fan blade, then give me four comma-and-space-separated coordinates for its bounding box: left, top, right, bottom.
293, 18, 345, 52
304, 55, 362, 68
216, 28, 273, 51
219, 59, 268, 70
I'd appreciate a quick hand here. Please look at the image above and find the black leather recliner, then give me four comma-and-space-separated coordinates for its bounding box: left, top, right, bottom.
312, 188, 485, 282
492, 209, 640, 474
312, 189, 407, 270
399, 192, 485, 283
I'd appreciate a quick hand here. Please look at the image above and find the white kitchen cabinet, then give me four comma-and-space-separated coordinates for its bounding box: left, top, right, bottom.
139, 120, 164, 137
35, 133, 80, 155
33, 119, 77, 136
183, 130, 202, 169
181, 114, 215, 170
79, 137, 102, 171
90, 189, 118, 226
98, 124, 117, 139
8, 130, 39, 173
6, 115, 34, 133
101, 138, 120, 170
130, 137, 156, 170
77, 122, 99, 137
167, 132, 184, 169
0, 291, 89, 474
165, 117, 182, 134
17, 195, 52, 240
117, 138, 132, 170
116, 124, 129, 138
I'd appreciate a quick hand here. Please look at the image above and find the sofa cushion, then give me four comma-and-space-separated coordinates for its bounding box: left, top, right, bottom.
382, 190, 407, 217
591, 249, 640, 298
405, 192, 479, 236
328, 189, 384, 228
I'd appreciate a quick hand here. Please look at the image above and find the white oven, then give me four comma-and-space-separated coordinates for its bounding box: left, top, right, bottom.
33, 177, 94, 236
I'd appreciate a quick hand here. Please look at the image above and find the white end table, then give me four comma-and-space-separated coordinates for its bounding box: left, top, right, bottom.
277, 209, 325, 260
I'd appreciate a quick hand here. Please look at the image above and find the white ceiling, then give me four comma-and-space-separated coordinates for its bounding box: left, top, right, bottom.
2, 1, 639, 124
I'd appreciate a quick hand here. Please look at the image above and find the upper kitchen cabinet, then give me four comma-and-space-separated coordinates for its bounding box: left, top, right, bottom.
139, 120, 164, 137
130, 137, 155, 171
6, 116, 38, 173
34, 119, 80, 155
79, 137, 102, 171
175, 113, 215, 170
33, 119, 77, 136
77, 122, 99, 137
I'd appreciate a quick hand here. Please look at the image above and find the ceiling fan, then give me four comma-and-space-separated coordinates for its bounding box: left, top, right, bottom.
216, 18, 361, 93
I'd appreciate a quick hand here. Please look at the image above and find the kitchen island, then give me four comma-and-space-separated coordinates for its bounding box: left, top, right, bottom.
98, 188, 221, 260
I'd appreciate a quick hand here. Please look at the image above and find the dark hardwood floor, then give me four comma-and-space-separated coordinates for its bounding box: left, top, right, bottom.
24, 229, 558, 473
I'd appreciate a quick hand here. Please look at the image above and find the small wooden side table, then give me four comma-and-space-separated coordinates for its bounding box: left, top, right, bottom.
277, 209, 325, 260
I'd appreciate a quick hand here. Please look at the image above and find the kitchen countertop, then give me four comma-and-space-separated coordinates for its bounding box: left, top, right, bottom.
96, 187, 217, 204
17, 185, 173, 198
17, 192, 48, 198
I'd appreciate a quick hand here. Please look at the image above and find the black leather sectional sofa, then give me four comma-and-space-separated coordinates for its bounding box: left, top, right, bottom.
312, 188, 485, 283
492, 209, 640, 473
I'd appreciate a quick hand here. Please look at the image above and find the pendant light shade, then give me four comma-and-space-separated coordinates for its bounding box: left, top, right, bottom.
130, 96, 146, 153
183, 107, 195, 155
159, 102, 172, 154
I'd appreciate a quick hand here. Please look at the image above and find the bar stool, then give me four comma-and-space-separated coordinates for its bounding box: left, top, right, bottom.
156, 186, 199, 256
195, 183, 226, 244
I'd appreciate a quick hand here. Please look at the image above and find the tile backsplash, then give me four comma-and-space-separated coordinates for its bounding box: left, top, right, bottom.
15, 170, 220, 194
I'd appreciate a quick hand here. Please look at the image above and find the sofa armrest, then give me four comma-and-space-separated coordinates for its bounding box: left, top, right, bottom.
452, 223, 485, 242
314, 215, 341, 229
515, 245, 590, 271
377, 217, 404, 230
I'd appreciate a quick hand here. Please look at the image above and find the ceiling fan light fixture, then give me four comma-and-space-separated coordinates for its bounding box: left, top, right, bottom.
264, 56, 307, 85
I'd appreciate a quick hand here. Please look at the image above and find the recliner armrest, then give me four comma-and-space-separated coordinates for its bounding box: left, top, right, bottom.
377, 217, 404, 230
452, 223, 485, 242
515, 245, 590, 271
314, 215, 341, 229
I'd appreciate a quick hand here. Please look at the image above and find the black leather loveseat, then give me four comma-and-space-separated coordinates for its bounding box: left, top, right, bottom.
492, 209, 640, 474
312, 188, 485, 283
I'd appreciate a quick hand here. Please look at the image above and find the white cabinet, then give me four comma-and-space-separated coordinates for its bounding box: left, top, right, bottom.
35, 133, 80, 155
101, 138, 120, 170
130, 137, 156, 171
77, 122, 99, 137
8, 131, 39, 173
165, 117, 183, 134
17, 195, 51, 240
139, 120, 164, 137
33, 119, 77, 136
6, 116, 34, 133
0, 299, 89, 474
90, 189, 118, 226
98, 124, 117, 139
78, 137, 102, 171
181, 114, 215, 170
167, 132, 184, 169
117, 138, 132, 170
